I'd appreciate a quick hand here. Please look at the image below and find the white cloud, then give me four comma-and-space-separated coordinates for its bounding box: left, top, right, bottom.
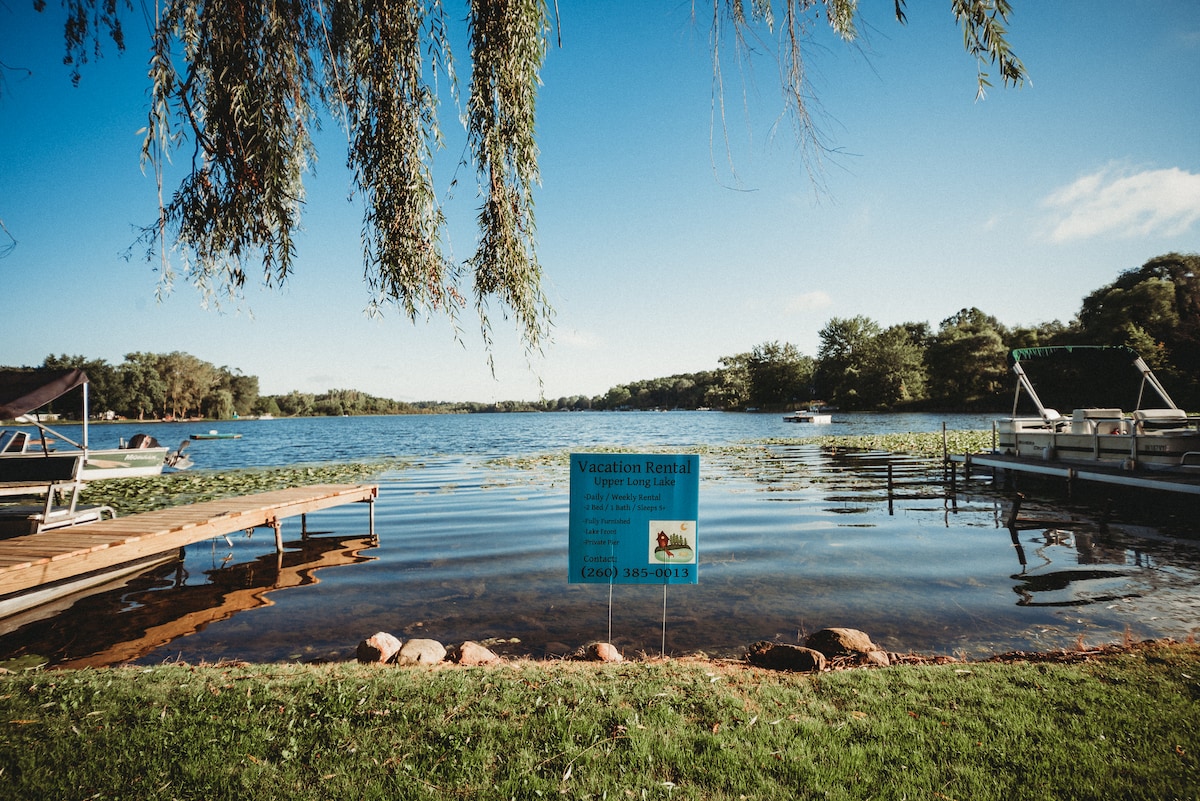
785, 290, 833, 313
1041, 165, 1200, 242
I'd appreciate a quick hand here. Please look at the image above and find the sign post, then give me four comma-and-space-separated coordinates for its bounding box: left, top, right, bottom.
568, 453, 699, 585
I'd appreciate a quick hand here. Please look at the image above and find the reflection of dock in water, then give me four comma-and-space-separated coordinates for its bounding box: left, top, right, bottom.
1005, 502, 1175, 608
0, 484, 377, 620
0, 533, 377, 668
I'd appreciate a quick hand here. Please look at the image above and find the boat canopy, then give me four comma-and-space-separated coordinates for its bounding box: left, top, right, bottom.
0, 369, 88, 420
1007, 345, 1179, 417
1008, 345, 1139, 366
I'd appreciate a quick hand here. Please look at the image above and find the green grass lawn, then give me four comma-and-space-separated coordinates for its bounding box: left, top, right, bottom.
13, 438, 1195, 798
2, 641, 1196, 800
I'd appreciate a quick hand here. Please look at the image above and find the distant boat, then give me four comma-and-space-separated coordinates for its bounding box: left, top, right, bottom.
783, 409, 832, 424
191, 430, 243, 440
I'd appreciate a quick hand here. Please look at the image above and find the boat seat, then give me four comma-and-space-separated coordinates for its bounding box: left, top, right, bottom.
1073, 408, 1123, 420
0, 454, 82, 483
1133, 408, 1192, 432
1071, 408, 1125, 435
1134, 408, 1188, 421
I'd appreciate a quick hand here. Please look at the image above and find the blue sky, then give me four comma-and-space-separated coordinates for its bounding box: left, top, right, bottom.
1, 1, 1198, 403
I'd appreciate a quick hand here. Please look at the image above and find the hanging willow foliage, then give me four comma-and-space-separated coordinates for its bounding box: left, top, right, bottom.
140, 0, 321, 300
330, 0, 458, 323
46, 0, 1024, 353
467, 0, 550, 353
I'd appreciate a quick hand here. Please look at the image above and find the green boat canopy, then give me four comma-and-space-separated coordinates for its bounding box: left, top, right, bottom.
0, 369, 89, 420
1008, 345, 1139, 366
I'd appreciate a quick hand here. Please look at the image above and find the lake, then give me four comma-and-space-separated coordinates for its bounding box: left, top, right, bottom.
2, 411, 1198, 667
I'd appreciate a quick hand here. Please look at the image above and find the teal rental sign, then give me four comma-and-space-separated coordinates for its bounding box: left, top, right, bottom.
568, 453, 699, 584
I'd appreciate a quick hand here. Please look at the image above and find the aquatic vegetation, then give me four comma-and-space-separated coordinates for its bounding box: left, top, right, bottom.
759, 429, 993, 459
79, 460, 407, 515
485, 432, 993, 478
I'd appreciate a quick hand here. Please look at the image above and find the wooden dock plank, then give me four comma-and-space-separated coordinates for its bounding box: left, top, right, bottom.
0, 484, 377, 600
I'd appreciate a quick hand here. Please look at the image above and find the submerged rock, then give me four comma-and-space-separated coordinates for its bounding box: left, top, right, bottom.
746, 641, 827, 672
356, 632, 403, 664
543, 641, 574, 659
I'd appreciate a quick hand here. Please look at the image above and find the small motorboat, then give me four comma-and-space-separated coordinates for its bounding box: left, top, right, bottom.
190, 430, 242, 440
0, 369, 190, 481
783, 410, 832, 424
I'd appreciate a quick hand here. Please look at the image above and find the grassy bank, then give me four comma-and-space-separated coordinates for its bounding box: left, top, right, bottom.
1, 641, 1196, 800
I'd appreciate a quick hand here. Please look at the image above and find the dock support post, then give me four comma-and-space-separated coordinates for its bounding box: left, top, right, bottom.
1006, 492, 1025, 529
301, 513, 308, 540
941, 423, 948, 479
887, 462, 894, 516
369, 496, 377, 544
272, 520, 283, 553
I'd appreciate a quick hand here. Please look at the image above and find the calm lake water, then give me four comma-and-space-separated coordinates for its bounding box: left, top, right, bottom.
2, 411, 1198, 667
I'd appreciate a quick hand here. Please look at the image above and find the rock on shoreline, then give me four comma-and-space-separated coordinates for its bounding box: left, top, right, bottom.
356, 627, 917, 673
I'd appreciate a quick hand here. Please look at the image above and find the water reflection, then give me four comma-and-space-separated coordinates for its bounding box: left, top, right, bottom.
0, 533, 376, 668
1005, 508, 1196, 610
758, 444, 1200, 640
0, 425, 1197, 667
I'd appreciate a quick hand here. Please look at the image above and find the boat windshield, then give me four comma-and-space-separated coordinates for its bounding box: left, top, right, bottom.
0, 430, 25, 454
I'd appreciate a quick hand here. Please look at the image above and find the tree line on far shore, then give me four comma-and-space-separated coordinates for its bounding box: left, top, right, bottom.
579, 252, 1200, 414
4, 352, 501, 421
7, 252, 1198, 420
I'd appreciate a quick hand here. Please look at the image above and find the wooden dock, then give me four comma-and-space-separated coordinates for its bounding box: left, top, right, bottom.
0, 484, 377, 615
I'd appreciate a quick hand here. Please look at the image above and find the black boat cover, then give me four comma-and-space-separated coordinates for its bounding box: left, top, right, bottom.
0, 369, 89, 419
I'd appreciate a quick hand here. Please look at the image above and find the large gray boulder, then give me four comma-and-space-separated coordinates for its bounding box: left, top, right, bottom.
396, 638, 448, 666
579, 642, 623, 662
356, 631, 403, 664
454, 641, 501, 666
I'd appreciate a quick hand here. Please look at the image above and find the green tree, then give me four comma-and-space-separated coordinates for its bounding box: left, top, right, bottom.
158, 352, 219, 419
924, 308, 1009, 408
710, 353, 751, 410
1006, 319, 1074, 351
202, 388, 237, 420
29, 1, 1025, 353
746, 342, 813, 409
857, 324, 928, 409
119, 352, 167, 419
814, 316, 881, 409
40, 354, 119, 418
215, 368, 260, 417
276, 391, 315, 416
603, 385, 632, 410
1078, 252, 1200, 405
251, 395, 282, 417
